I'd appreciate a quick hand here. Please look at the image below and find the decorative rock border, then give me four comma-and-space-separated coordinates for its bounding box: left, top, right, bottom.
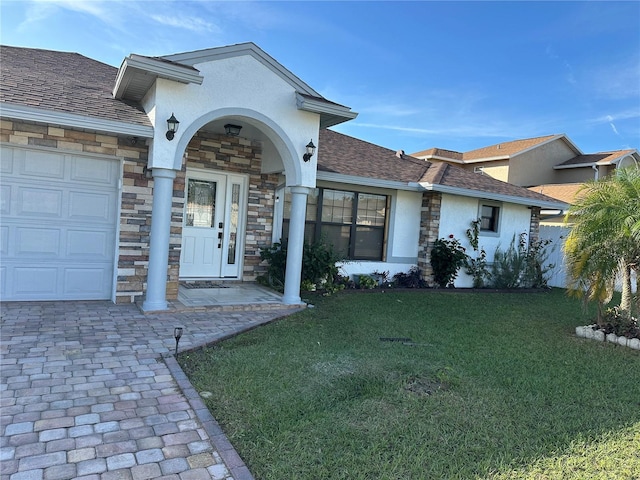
576, 325, 640, 350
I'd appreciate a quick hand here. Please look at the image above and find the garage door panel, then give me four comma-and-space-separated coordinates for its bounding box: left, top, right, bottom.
13, 267, 59, 296
0, 226, 7, 255
18, 186, 63, 217
64, 267, 111, 296
71, 156, 118, 185
66, 230, 113, 258
68, 191, 115, 222
0, 147, 13, 173
16, 227, 61, 256
22, 149, 65, 179
0, 266, 5, 298
1, 145, 119, 301
1, 184, 10, 214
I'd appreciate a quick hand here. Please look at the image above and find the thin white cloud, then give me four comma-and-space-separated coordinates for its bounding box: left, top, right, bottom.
591, 109, 640, 124
20, 0, 129, 31
349, 121, 530, 140
149, 14, 220, 34
606, 115, 620, 136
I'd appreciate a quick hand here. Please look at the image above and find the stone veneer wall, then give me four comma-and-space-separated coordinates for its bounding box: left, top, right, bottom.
416, 191, 442, 285
1, 121, 280, 304
528, 206, 541, 245
182, 131, 278, 282
0, 119, 154, 304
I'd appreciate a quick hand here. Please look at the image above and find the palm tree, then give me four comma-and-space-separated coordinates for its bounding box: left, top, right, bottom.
563, 168, 640, 321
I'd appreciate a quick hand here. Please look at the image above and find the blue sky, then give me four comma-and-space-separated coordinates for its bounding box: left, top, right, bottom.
1, 0, 639, 155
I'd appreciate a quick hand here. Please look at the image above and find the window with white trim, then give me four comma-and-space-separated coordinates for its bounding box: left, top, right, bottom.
479, 203, 500, 233
282, 187, 388, 260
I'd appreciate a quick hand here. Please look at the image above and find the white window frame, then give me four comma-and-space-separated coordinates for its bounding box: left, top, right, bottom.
478, 201, 501, 237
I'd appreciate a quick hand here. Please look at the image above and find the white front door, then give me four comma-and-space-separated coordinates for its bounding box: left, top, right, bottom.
180, 170, 247, 278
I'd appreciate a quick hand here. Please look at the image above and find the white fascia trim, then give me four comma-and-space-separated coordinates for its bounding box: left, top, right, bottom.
316, 171, 423, 192
553, 162, 595, 170
419, 182, 568, 210
0, 103, 154, 138
596, 154, 628, 166
296, 93, 358, 121
461, 155, 510, 164
128, 55, 204, 84
113, 55, 203, 98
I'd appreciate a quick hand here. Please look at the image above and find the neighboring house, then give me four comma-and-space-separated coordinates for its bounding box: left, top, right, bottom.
412, 134, 639, 192
0, 43, 565, 309
413, 135, 639, 288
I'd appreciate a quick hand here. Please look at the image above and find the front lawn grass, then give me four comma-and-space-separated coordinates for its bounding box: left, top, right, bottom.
178, 289, 640, 479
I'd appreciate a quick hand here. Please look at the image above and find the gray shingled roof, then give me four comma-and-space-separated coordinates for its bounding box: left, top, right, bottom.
318, 129, 563, 205
0, 45, 151, 127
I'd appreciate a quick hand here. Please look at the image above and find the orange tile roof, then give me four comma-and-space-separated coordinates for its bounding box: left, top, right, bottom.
527, 183, 584, 204
461, 135, 560, 160
411, 147, 463, 160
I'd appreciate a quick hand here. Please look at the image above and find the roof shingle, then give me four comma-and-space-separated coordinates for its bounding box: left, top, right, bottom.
318, 129, 562, 205
0, 45, 151, 127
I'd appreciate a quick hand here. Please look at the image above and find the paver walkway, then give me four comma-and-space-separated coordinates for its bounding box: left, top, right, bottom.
0, 301, 302, 480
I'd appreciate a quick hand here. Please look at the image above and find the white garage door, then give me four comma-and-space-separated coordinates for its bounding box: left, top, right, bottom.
1, 145, 120, 301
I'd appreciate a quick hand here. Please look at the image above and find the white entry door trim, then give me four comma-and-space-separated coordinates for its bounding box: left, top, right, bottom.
180, 169, 247, 279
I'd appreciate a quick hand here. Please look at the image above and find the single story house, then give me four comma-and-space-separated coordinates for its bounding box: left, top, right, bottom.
0, 42, 565, 310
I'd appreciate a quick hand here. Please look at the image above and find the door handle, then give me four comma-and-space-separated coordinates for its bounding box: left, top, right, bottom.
218, 232, 223, 239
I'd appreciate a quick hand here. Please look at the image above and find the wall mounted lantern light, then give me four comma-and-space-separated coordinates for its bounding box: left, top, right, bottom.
224, 124, 242, 136
303, 139, 316, 162
166, 113, 180, 141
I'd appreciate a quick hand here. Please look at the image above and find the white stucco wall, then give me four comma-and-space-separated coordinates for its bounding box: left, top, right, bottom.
438, 193, 534, 287
146, 55, 320, 187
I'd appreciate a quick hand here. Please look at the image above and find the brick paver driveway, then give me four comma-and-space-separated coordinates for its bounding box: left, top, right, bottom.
0, 301, 300, 480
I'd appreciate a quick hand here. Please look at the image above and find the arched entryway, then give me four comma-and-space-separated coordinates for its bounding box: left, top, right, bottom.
142, 109, 313, 311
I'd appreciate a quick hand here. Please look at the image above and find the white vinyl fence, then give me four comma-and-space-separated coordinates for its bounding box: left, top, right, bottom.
540, 224, 636, 293
539, 225, 570, 288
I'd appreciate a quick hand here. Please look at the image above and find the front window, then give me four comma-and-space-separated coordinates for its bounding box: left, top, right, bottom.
283, 188, 388, 261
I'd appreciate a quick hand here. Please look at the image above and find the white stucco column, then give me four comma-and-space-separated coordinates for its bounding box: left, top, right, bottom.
142, 168, 177, 312
283, 186, 310, 305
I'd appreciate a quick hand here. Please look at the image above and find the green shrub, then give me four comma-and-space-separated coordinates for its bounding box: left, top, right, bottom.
258, 239, 344, 292
430, 235, 468, 288
357, 274, 378, 289
393, 266, 427, 288
490, 233, 554, 289
464, 219, 490, 288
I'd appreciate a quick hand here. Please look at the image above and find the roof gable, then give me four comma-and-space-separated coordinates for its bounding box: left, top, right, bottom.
412, 134, 584, 164
161, 42, 321, 98
116, 42, 356, 128
461, 134, 579, 161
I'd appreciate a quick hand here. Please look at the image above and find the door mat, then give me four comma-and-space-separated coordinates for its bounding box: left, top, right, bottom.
180, 281, 229, 289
